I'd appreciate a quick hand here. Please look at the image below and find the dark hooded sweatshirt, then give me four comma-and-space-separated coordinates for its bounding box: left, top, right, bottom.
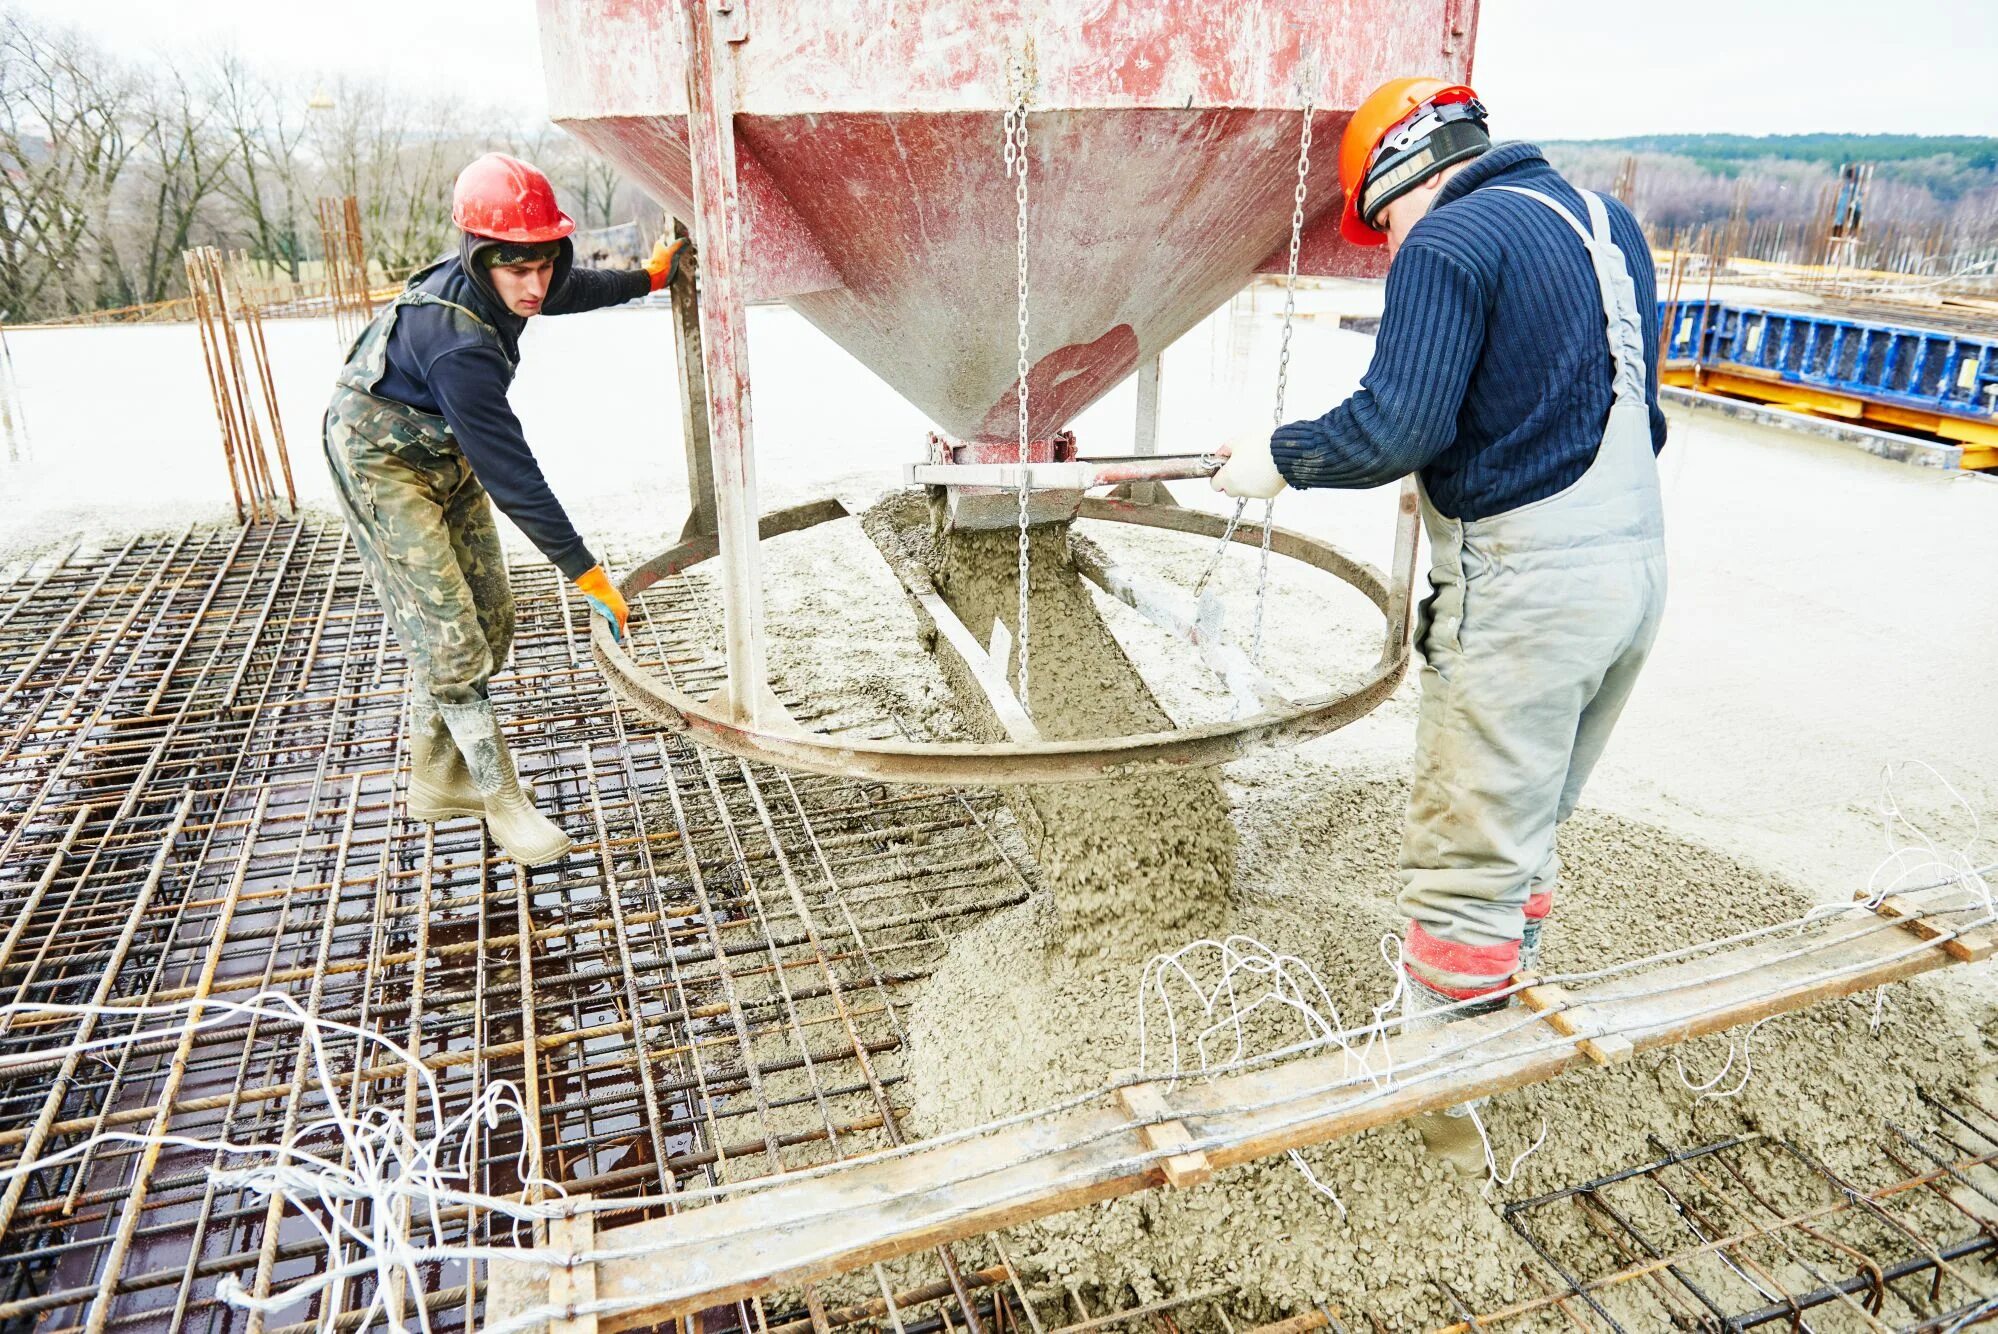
371, 235, 649, 579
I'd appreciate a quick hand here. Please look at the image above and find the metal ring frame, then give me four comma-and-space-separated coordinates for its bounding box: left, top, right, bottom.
594, 483, 1421, 786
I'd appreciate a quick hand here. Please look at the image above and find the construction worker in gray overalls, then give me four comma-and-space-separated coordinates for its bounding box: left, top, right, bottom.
1213, 81, 1669, 1022
323, 153, 686, 866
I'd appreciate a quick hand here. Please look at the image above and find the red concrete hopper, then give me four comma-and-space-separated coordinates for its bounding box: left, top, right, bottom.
537, 0, 1479, 442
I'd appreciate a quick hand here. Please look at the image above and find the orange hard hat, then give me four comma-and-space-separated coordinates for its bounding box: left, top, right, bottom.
1338, 77, 1487, 247
452, 153, 575, 244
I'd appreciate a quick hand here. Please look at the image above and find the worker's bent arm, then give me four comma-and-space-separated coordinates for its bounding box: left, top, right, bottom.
427, 345, 598, 579
543, 265, 651, 316
1269, 243, 1486, 491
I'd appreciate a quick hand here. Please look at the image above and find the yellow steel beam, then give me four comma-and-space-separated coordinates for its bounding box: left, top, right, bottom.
1665, 364, 1998, 470
1699, 368, 1865, 418
1864, 402, 1998, 451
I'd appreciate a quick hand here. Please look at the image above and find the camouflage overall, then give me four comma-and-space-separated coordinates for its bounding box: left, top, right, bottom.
322, 280, 516, 781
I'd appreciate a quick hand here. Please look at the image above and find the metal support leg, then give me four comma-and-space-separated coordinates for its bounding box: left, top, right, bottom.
1109, 351, 1176, 507
1131, 352, 1163, 504
670, 219, 718, 541
678, 0, 786, 728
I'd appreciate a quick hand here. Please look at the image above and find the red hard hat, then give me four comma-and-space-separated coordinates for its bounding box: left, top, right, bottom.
451, 153, 575, 244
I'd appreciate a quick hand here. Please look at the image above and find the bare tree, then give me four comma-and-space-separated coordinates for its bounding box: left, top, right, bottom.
214, 53, 312, 281
0, 10, 139, 319
310, 79, 475, 276
541, 135, 624, 231
115, 65, 236, 304
0, 10, 655, 319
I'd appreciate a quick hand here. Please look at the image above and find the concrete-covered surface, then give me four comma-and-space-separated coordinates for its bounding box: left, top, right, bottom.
4, 279, 1994, 1326
2, 283, 1993, 897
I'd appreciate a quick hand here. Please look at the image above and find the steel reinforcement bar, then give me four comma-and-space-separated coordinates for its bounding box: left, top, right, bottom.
0, 518, 1035, 1334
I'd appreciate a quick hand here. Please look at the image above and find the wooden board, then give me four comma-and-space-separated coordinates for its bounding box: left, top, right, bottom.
1514, 975, 1634, 1066
1116, 1079, 1214, 1188
486, 891, 1993, 1333
549, 1208, 599, 1334
1864, 891, 1998, 962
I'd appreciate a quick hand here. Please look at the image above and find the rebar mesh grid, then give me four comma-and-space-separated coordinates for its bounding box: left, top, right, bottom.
0, 519, 1031, 1333
1, 519, 1992, 1334
1471, 1090, 1998, 1333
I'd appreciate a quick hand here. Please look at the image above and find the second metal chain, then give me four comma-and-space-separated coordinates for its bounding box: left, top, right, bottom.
1255, 82, 1314, 664
1005, 49, 1035, 711
1193, 83, 1314, 673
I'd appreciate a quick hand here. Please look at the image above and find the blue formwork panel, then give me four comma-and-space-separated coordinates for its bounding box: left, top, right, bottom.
1658, 299, 1998, 425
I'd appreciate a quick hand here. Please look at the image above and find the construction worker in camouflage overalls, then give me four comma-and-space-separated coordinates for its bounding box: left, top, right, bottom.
323, 153, 688, 866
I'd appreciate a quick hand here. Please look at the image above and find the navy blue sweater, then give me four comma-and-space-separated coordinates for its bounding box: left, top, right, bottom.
373, 250, 649, 579
1270, 144, 1666, 519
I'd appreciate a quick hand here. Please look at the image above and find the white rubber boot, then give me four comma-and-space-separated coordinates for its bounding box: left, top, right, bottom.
439, 700, 572, 867
1403, 974, 1505, 1176
481, 747, 573, 867
406, 698, 484, 822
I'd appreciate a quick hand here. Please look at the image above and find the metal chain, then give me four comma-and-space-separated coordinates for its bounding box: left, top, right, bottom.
1254, 83, 1314, 664
1191, 496, 1249, 597
1192, 83, 1314, 671
1272, 90, 1313, 428
1004, 49, 1035, 711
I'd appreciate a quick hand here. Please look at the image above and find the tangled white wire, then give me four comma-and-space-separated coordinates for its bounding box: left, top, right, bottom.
1132, 932, 1549, 1207
1460, 1102, 1550, 1200
0, 992, 567, 1334
1672, 1016, 1776, 1103
1784, 761, 1996, 948
1136, 935, 1378, 1087
1853, 760, 1988, 1037
1864, 760, 1990, 908
1135, 935, 1394, 1214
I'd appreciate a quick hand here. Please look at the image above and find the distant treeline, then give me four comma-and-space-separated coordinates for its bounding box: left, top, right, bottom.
0, 6, 660, 323
1544, 133, 1998, 244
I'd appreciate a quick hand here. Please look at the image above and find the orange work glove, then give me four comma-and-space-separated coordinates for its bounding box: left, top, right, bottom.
645, 236, 692, 292
575, 564, 630, 642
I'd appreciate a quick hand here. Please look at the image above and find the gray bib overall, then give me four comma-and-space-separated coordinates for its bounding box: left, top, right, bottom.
1398, 187, 1670, 997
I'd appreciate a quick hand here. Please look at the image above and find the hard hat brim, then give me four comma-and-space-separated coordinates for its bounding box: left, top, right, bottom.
1340, 192, 1388, 248
458, 213, 577, 245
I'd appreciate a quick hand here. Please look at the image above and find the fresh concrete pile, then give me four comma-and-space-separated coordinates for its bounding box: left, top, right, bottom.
661, 502, 1994, 1327
906, 759, 1988, 1326
865, 494, 1236, 957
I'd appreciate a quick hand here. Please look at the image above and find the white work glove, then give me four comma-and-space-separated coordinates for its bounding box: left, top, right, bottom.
1208, 430, 1288, 500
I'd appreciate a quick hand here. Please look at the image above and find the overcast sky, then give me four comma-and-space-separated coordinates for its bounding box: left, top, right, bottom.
12, 0, 1998, 140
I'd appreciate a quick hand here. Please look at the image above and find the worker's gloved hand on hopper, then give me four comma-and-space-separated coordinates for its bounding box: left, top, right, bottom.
576, 565, 630, 643
646, 236, 693, 292
1209, 430, 1288, 500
